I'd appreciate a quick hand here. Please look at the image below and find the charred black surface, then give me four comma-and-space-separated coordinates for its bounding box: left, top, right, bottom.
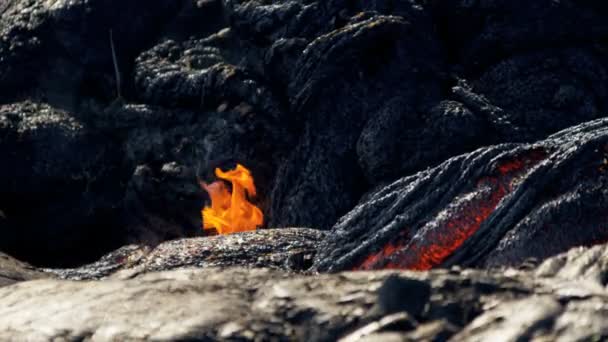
0, 102, 127, 267
269, 12, 444, 229
46, 228, 324, 280
314, 118, 608, 272
0, 0, 197, 104
429, 0, 608, 74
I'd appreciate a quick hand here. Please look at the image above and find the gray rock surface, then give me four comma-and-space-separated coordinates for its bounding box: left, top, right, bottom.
1, 243, 608, 341
0, 252, 48, 287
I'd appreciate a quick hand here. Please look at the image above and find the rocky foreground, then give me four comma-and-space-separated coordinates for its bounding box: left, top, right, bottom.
0, 232, 607, 341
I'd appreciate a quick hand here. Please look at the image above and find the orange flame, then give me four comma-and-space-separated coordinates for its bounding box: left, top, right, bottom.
200, 164, 264, 234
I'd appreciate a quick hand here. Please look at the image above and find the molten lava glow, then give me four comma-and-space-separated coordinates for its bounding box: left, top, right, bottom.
359, 238, 407, 270
201, 164, 263, 235
356, 149, 547, 271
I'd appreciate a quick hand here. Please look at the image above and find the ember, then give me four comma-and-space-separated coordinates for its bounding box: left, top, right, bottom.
200, 164, 263, 234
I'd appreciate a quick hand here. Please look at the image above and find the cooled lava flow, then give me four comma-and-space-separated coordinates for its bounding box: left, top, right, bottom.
358, 150, 547, 270
200, 164, 263, 235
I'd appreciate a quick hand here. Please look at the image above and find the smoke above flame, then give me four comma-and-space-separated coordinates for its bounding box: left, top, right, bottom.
200, 164, 263, 234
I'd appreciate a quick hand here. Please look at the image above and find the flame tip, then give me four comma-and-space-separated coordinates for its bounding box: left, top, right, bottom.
201, 163, 263, 235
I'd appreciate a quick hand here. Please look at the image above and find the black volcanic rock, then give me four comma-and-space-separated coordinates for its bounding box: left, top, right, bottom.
2, 0, 608, 270
430, 0, 608, 73
0, 0, 193, 104
314, 118, 608, 272
130, 31, 290, 171
470, 49, 608, 140
356, 98, 493, 183
113, 101, 284, 243
223, 0, 326, 43
133, 34, 274, 112
269, 12, 444, 229
0, 102, 126, 267
46, 228, 324, 280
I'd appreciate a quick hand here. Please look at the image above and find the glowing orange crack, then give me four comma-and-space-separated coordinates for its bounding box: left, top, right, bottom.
356, 149, 547, 270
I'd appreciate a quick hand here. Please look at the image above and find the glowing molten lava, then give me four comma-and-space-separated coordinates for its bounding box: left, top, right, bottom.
356, 149, 548, 271
200, 164, 263, 234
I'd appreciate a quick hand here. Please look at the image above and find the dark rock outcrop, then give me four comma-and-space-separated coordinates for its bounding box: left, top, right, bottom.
269, 12, 444, 229
266, 0, 608, 230
315, 118, 608, 272
3, 0, 608, 269
0, 102, 127, 267
470, 49, 608, 140
429, 0, 608, 73
0, 0, 195, 103
114, 101, 284, 244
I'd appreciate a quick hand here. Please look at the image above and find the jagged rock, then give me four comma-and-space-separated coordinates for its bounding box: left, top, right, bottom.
314, 118, 608, 272
356, 98, 494, 183
124, 161, 204, 244
0, 0, 193, 104
223, 0, 432, 45
47, 228, 324, 280
130, 32, 289, 157
224, 0, 326, 43
470, 49, 608, 140
133, 33, 275, 113
3, 0, 608, 290
269, 11, 444, 229
453, 243, 608, 341
132, 33, 292, 215
535, 243, 608, 283
450, 295, 563, 342
0, 101, 126, 267
2, 243, 608, 341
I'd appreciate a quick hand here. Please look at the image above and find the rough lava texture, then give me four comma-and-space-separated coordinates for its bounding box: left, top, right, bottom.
3, 0, 608, 266
0, 0, 196, 103
1, 243, 608, 341
45, 228, 324, 280
4, 1, 608, 339
315, 118, 608, 272
269, 12, 443, 229
0, 101, 126, 266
